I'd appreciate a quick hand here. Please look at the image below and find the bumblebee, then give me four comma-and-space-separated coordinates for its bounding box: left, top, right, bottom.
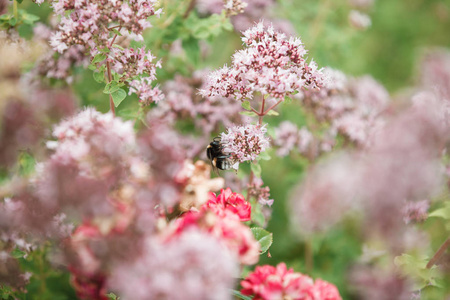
206, 137, 233, 173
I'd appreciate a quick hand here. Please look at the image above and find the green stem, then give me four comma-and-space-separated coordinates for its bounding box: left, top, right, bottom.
305, 238, 313, 273
13, 0, 18, 21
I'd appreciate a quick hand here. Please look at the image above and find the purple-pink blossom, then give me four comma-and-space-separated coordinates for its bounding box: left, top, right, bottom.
220, 123, 270, 167
200, 22, 324, 102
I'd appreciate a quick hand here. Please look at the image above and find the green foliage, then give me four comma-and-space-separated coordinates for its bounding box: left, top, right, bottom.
428, 201, 450, 230
250, 162, 261, 178
231, 290, 252, 300
395, 254, 441, 289
0, 10, 39, 29
111, 88, 127, 107
241, 101, 252, 111
251, 227, 273, 254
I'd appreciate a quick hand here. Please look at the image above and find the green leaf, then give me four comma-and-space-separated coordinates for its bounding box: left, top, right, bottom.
266, 110, 279, 116
250, 227, 273, 254
250, 162, 261, 178
428, 202, 450, 219
222, 19, 233, 31
111, 88, 127, 107
251, 203, 266, 227
284, 96, 293, 104
9, 17, 17, 26
257, 151, 271, 161
112, 44, 124, 51
106, 292, 118, 300
93, 71, 104, 83
231, 290, 252, 300
103, 81, 120, 94
110, 28, 122, 36
241, 100, 252, 111
182, 37, 200, 66
394, 254, 440, 289
22, 13, 39, 25
239, 111, 257, 117
11, 248, 26, 259
18, 152, 35, 176
92, 53, 107, 64
16, 0, 23, 3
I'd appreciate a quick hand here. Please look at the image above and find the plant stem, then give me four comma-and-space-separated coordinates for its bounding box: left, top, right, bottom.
106, 61, 116, 116
13, 0, 18, 20
259, 96, 265, 125
305, 238, 313, 273
105, 27, 121, 116
183, 0, 196, 19
263, 98, 283, 115
426, 236, 450, 269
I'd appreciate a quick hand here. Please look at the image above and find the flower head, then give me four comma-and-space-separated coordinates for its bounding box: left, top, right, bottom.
241, 262, 342, 300
168, 210, 260, 265
202, 188, 251, 221
220, 123, 270, 167
200, 22, 324, 102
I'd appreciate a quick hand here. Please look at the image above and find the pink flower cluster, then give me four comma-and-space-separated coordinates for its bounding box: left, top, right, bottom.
110, 47, 161, 81
220, 123, 270, 167
301, 68, 390, 146
292, 94, 448, 244
203, 188, 251, 221
401, 200, 430, 225
49, 0, 161, 55
200, 22, 324, 102
273, 121, 314, 157
241, 263, 342, 300
168, 190, 260, 265
108, 230, 238, 300
247, 176, 273, 206
150, 70, 243, 134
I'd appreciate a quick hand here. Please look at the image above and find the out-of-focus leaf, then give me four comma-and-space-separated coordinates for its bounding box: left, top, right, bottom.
250, 162, 261, 177
241, 100, 252, 111
231, 290, 252, 300
428, 202, 450, 220
251, 227, 273, 254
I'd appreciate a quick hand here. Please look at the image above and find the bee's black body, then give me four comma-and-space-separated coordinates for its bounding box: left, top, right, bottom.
206, 137, 233, 172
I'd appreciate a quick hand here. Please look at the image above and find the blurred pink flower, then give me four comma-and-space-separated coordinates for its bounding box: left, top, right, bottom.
203, 188, 251, 222
108, 230, 238, 300
241, 262, 342, 300
169, 210, 260, 265
401, 200, 430, 224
